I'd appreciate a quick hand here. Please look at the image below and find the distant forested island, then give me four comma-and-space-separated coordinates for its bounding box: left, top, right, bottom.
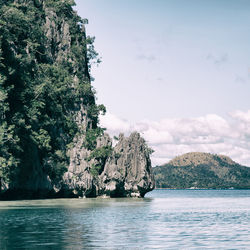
153, 152, 250, 189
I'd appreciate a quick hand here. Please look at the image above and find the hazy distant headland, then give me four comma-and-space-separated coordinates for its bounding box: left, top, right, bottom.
153, 152, 250, 189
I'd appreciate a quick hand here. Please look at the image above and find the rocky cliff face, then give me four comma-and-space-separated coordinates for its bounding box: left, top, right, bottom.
1, 0, 91, 196
98, 133, 155, 197
61, 132, 155, 198
0, 0, 154, 199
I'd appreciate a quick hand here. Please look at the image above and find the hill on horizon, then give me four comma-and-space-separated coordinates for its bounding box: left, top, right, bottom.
153, 152, 250, 189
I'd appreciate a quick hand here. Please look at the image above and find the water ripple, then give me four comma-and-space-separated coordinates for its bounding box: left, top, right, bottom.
0, 190, 250, 249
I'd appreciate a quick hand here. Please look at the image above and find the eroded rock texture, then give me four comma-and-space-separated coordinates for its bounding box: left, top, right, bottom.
99, 133, 155, 197
62, 132, 155, 198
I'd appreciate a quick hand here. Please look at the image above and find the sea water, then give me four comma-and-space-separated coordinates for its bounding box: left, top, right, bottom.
0, 189, 250, 249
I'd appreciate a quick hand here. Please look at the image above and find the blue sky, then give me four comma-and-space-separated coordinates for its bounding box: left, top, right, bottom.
75, 0, 250, 166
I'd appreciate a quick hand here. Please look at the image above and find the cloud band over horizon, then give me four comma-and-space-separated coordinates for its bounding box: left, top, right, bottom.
100, 110, 250, 167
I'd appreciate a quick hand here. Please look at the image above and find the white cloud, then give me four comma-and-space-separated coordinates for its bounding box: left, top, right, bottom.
100, 112, 131, 134
100, 110, 250, 167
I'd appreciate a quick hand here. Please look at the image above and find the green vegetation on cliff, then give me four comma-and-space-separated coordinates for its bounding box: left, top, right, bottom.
153, 152, 250, 189
0, 0, 104, 186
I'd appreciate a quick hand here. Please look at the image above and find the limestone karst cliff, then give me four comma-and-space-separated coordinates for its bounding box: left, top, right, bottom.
0, 0, 154, 199
63, 132, 155, 197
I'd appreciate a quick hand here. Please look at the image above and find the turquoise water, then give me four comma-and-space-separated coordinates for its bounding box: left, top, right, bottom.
0, 190, 250, 249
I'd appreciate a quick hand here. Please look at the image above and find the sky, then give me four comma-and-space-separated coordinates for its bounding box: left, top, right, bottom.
74, 0, 250, 166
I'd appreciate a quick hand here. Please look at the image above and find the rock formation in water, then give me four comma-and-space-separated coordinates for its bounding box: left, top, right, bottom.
153, 152, 250, 189
63, 132, 154, 198
0, 0, 154, 199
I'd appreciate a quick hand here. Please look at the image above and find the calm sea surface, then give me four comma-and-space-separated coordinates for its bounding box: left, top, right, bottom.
0, 189, 250, 249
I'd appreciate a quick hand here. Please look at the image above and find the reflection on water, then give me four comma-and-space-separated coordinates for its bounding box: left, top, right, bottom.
0, 190, 250, 249
0, 198, 153, 249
